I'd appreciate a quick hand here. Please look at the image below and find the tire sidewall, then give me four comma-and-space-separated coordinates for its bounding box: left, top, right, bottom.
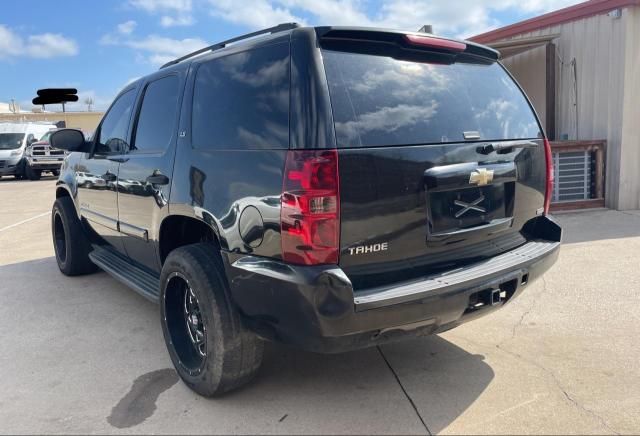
26, 164, 41, 180
51, 196, 96, 276
159, 247, 229, 394
52, 200, 71, 273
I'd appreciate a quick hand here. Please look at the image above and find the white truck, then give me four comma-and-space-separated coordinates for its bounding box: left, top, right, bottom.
0, 122, 57, 180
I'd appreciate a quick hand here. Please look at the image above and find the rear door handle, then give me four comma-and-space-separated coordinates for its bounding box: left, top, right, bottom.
477, 140, 538, 154
107, 156, 129, 163
146, 174, 170, 185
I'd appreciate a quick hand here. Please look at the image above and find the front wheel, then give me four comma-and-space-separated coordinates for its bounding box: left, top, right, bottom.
160, 243, 263, 397
25, 164, 41, 180
52, 196, 98, 276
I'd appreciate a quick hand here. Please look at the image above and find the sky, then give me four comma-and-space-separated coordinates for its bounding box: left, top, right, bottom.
1, 0, 581, 112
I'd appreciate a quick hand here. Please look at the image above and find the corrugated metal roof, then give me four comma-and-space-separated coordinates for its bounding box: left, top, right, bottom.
470, 0, 640, 44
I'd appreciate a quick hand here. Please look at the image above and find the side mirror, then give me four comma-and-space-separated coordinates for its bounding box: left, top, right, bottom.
26, 136, 37, 146
50, 129, 89, 152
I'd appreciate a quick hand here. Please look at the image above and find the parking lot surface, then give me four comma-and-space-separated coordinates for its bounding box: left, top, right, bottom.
1, 178, 639, 435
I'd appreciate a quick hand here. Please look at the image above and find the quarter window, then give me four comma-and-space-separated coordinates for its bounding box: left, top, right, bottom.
191, 42, 290, 150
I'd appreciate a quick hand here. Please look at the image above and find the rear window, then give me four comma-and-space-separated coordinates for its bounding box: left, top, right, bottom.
322, 50, 541, 148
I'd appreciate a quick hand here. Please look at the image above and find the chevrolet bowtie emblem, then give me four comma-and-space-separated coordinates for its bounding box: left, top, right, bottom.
469, 168, 494, 186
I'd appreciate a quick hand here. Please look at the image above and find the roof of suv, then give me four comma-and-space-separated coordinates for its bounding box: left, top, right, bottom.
156, 24, 499, 72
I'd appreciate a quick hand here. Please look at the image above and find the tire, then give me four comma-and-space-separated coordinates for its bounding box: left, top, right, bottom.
51, 196, 98, 276
25, 164, 41, 180
160, 243, 263, 397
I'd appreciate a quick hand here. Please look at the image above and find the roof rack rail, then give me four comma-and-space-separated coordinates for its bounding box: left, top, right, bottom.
160, 22, 300, 69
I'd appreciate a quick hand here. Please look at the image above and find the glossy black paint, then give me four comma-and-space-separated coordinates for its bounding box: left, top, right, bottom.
289, 28, 337, 150
337, 141, 546, 286
53, 25, 561, 354
116, 70, 186, 272
223, 216, 561, 353
49, 129, 87, 152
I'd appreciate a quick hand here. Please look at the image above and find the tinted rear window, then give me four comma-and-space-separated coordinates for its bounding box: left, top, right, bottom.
322, 50, 541, 148
192, 42, 290, 150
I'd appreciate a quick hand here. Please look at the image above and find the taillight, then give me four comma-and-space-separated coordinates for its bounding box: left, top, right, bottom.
404, 34, 466, 52
543, 138, 554, 215
281, 149, 340, 265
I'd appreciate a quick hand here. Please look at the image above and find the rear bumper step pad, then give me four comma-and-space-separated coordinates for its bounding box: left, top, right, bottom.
354, 239, 559, 311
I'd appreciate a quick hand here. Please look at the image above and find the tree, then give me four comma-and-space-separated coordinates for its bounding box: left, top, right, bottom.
84, 97, 94, 112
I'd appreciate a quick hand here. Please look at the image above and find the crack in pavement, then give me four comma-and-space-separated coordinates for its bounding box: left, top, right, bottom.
452, 275, 621, 436
490, 277, 620, 434
376, 346, 432, 435
495, 344, 620, 435
618, 210, 640, 221
499, 276, 548, 348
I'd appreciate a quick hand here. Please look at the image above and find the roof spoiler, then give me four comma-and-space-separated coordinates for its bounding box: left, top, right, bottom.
315, 26, 499, 61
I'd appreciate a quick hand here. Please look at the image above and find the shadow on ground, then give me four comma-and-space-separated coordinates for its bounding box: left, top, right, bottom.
0, 175, 57, 183
554, 209, 640, 244
256, 336, 493, 434
1, 256, 494, 434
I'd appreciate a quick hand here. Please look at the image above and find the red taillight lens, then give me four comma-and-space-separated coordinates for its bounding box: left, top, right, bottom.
404, 34, 466, 52
281, 150, 340, 265
543, 138, 554, 215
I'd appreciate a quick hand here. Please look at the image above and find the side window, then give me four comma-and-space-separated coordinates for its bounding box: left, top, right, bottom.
132, 75, 180, 152
96, 89, 136, 154
192, 42, 289, 150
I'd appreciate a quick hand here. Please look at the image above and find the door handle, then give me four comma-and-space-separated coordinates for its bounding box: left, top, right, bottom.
146, 174, 170, 185
477, 140, 538, 155
107, 156, 129, 163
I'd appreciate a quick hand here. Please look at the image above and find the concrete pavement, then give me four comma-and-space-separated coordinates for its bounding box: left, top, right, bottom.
1, 178, 638, 434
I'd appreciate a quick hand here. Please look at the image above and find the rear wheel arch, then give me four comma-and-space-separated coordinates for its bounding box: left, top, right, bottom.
158, 214, 221, 265
56, 185, 72, 199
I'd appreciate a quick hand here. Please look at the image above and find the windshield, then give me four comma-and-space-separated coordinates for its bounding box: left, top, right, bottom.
0, 133, 25, 150
39, 131, 52, 142
322, 50, 541, 148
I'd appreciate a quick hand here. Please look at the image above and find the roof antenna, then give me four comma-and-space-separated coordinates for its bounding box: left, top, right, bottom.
418, 25, 433, 34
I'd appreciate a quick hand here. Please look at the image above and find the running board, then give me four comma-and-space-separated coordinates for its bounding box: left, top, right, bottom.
89, 245, 160, 303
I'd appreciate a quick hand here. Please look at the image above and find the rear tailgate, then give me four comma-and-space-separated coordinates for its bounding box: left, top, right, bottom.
319, 30, 546, 289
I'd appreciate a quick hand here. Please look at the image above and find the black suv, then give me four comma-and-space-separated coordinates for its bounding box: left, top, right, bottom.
50, 24, 561, 396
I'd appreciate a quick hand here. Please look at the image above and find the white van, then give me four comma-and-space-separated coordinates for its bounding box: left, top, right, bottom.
0, 122, 56, 179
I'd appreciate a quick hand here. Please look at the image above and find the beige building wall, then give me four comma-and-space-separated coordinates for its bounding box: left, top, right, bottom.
618, 6, 640, 209
0, 112, 104, 134
499, 8, 637, 209
502, 45, 547, 131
